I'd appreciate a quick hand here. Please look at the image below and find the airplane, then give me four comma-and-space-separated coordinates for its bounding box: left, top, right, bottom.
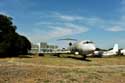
68, 40, 96, 59
120, 49, 125, 55
55, 39, 96, 59
32, 39, 96, 60
93, 43, 119, 57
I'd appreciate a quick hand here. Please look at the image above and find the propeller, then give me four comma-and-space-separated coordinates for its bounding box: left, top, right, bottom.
57, 38, 77, 41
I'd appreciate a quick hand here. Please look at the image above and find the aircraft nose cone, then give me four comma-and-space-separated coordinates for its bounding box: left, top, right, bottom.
89, 45, 96, 51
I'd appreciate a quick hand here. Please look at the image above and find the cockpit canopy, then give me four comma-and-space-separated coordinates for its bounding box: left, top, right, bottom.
83, 40, 94, 44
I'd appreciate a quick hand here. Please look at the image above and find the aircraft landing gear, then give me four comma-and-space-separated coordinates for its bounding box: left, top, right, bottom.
39, 53, 44, 56
83, 55, 87, 60
53, 53, 60, 57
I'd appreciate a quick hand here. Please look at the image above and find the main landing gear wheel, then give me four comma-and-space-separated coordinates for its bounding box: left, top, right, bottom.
83, 55, 87, 60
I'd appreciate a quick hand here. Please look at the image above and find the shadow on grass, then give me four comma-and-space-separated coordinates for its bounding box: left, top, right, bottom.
0, 54, 33, 58
67, 56, 92, 62
18, 55, 33, 58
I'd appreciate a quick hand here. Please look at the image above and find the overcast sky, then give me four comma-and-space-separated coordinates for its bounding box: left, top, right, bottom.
0, 0, 125, 48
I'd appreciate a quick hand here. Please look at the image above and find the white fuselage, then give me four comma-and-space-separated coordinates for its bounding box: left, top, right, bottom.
94, 44, 118, 57
94, 50, 117, 57
70, 40, 96, 55
120, 49, 125, 55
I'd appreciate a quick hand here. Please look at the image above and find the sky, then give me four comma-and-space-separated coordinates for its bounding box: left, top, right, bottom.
0, 0, 125, 48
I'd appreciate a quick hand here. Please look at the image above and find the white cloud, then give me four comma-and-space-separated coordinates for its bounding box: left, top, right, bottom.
35, 22, 54, 26
21, 10, 125, 42
59, 15, 84, 21
35, 12, 104, 28
105, 26, 125, 32
27, 23, 88, 42
53, 12, 84, 21
85, 17, 104, 26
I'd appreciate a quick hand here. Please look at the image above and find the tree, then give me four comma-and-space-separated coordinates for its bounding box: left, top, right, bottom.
14, 35, 31, 55
0, 14, 31, 57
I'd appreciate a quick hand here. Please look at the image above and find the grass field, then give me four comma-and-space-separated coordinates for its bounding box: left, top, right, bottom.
0, 54, 125, 83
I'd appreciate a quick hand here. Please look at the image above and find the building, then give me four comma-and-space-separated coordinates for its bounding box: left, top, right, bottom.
30, 42, 58, 53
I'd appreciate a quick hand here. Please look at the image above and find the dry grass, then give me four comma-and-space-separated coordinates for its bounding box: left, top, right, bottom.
0, 55, 125, 83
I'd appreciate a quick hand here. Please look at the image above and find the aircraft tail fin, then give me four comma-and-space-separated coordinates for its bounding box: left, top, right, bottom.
113, 43, 118, 52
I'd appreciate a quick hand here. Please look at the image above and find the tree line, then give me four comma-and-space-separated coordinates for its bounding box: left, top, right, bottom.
0, 14, 31, 57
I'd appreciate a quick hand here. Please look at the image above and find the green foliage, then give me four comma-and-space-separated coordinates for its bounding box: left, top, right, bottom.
0, 14, 31, 57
